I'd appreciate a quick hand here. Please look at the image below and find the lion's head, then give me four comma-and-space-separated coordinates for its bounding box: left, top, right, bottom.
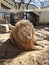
10, 20, 35, 50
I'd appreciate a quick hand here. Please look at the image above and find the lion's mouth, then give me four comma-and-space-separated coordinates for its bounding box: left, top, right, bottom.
27, 36, 32, 39
27, 33, 32, 39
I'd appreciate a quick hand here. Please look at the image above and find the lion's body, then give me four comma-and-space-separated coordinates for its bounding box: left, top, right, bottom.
10, 20, 42, 50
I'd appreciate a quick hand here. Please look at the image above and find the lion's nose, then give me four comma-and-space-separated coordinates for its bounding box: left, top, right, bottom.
28, 33, 31, 36
27, 33, 32, 39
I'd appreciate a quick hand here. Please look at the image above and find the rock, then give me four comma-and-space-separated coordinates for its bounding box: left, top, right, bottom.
0, 25, 49, 65
0, 24, 9, 33
5, 49, 49, 65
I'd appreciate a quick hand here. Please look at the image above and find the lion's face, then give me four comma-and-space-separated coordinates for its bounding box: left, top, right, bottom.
18, 24, 34, 41
21, 26, 32, 39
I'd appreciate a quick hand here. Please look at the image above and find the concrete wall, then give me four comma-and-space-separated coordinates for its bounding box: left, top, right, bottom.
39, 11, 49, 24
1, 0, 16, 9
0, 0, 16, 23
0, 2, 4, 22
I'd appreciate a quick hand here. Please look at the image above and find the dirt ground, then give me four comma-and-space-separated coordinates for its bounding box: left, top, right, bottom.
0, 25, 49, 65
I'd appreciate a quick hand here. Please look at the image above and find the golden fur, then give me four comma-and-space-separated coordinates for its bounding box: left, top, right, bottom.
10, 20, 42, 50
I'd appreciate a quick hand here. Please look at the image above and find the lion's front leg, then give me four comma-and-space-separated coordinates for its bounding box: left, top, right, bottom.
32, 40, 44, 50
32, 45, 43, 50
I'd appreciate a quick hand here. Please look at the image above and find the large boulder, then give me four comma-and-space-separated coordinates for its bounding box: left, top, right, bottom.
0, 24, 9, 33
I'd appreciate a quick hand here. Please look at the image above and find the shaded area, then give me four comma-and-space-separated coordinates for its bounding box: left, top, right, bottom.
0, 39, 25, 59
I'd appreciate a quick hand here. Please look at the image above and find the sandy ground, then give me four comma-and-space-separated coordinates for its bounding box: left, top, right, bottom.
0, 25, 49, 65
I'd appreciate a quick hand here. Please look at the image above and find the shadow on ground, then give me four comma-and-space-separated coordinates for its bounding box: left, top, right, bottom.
0, 39, 26, 62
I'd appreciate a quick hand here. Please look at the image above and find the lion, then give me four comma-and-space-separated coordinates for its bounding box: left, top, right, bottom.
10, 20, 43, 50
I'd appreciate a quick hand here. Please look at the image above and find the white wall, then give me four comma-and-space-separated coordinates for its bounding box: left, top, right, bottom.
39, 11, 49, 24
